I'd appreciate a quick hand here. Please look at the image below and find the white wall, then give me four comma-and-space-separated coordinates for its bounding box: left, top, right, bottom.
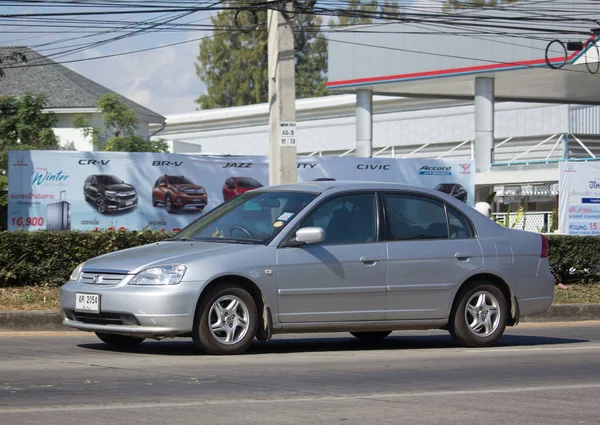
156, 96, 576, 156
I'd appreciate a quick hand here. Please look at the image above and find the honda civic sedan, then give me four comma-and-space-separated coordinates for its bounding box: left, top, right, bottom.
60, 181, 555, 355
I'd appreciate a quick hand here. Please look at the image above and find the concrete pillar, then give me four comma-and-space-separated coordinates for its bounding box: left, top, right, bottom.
474, 77, 495, 172
356, 90, 373, 158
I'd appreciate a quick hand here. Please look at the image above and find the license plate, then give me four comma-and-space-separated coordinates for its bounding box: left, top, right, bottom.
126, 200, 134, 206
75, 293, 100, 313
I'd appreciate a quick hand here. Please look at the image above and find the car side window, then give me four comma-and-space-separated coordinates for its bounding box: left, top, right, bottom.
298, 193, 377, 245
447, 206, 474, 239
91, 177, 97, 185
384, 193, 448, 240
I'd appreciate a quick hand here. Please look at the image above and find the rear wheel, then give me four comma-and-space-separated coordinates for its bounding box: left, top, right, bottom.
192, 284, 258, 355
350, 331, 392, 341
449, 282, 508, 347
95, 332, 145, 347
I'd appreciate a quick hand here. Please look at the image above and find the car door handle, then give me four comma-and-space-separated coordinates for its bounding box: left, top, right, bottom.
360, 256, 381, 264
454, 252, 473, 260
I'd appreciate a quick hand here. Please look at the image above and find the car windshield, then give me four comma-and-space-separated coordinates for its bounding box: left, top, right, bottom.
174, 191, 318, 244
236, 177, 262, 188
97, 175, 122, 185
169, 176, 194, 185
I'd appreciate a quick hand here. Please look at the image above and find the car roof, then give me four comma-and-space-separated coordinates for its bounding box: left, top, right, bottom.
257, 180, 440, 195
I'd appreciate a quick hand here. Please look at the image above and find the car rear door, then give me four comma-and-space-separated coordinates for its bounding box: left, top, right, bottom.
276, 192, 387, 323
383, 192, 483, 320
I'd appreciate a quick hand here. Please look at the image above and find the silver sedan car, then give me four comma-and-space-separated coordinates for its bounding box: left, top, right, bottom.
60, 181, 555, 354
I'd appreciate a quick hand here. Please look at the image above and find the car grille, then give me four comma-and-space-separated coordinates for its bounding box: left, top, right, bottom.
80, 273, 127, 286
184, 189, 204, 195
66, 311, 140, 326
115, 191, 136, 198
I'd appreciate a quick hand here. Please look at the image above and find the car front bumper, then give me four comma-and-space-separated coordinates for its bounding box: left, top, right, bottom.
106, 197, 138, 211
60, 278, 203, 338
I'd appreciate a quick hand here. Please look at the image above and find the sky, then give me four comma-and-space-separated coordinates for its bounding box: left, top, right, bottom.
0, 4, 215, 116
0, 1, 444, 117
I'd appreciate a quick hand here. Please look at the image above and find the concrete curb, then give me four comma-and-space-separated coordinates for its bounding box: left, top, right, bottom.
0, 310, 68, 332
519, 303, 600, 322
1, 304, 600, 331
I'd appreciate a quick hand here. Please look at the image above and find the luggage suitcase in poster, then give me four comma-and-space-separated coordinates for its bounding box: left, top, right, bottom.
46, 190, 71, 231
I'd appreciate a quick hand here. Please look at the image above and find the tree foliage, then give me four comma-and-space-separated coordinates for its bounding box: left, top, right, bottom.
443, 0, 518, 11
196, 2, 329, 109
74, 94, 168, 152
0, 51, 27, 78
332, 0, 400, 26
0, 93, 59, 213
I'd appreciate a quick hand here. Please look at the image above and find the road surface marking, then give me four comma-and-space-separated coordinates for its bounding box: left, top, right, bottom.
1, 382, 600, 413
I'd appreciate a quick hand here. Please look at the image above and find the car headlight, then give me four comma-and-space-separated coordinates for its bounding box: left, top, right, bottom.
70, 262, 85, 281
105, 190, 117, 198
128, 264, 187, 286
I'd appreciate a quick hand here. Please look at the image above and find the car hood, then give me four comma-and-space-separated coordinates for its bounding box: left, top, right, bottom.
81, 241, 254, 274
105, 183, 135, 192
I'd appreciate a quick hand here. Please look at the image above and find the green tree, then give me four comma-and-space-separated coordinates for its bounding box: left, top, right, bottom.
332, 0, 400, 26
196, 3, 329, 109
74, 94, 168, 152
0, 51, 27, 78
443, 0, 518, 11
0, 93, 59, 230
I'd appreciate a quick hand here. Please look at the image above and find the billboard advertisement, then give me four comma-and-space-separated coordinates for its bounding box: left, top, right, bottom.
7, 150, 474, 232
559, 161, 600, 235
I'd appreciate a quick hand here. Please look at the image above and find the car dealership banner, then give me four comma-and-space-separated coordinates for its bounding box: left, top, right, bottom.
559, 161, 600, 235
7, 150, 474, 232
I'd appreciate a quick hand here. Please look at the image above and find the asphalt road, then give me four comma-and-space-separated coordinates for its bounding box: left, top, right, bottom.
1, 323, 600, 425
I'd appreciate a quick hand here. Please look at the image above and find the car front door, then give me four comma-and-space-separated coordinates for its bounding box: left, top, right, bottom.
276, 192, 387, 323
383, 192, 483, 320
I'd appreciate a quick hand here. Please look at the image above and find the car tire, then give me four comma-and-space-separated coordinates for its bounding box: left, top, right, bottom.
95, 332, 145, 347
96, 195, 108, 214
165, 194, 175, 214
449, 281, 508, 347
350, 331, 392, 341
192, 284, 258, 355
152, 197, 158, 207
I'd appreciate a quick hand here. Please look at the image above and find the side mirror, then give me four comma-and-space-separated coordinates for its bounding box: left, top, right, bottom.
294, 227, 325, 245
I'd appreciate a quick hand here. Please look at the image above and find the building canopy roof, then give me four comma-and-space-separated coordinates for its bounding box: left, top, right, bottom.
327, 0, 600, 104
0, 47, 165, 123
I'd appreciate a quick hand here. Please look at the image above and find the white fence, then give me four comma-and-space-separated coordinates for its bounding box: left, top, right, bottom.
492, 212, 554, 233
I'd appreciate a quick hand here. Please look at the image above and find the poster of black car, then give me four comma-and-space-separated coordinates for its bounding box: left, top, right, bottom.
83, 174, 138, 214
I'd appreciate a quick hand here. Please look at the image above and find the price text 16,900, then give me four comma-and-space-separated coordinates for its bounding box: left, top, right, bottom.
12, 217, 45, 227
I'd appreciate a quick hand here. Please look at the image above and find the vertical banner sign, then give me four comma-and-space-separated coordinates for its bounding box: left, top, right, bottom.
559, 161, 600, 235
8, 151, 474, 232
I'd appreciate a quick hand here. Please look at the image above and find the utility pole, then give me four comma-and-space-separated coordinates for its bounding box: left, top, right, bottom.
267, 1, 297, 185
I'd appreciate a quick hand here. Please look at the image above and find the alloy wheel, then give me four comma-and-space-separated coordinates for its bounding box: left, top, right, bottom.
208, 295, 250, 345
464, 291, 501, 337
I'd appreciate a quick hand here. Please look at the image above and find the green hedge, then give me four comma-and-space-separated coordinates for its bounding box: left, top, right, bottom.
0, 231, 599, 288
547, 235, 600, 284
0, 229, 172, 287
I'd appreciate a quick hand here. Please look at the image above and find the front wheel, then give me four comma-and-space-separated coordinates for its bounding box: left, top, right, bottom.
350, 331, 392, 341
95, 332, 145, 347
165, 194, 176, 214
96, 196, 108, 214
449, 282, 508, 347
193, 284, 258, 355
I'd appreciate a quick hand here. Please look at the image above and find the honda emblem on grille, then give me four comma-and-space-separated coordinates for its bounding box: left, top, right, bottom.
91, 275, 104, 284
